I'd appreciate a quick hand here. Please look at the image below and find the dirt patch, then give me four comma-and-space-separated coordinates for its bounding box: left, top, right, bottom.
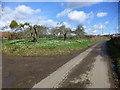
2, 45, 94, 89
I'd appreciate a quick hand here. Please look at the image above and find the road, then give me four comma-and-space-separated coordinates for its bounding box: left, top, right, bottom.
33, 41, 114, 88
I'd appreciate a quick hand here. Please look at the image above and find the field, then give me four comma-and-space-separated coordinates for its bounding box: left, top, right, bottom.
2, 38, 95, 56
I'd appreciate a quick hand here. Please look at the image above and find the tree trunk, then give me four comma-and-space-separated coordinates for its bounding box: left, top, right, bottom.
64, 33, 66, 41
32, 36, 37, 42
32, 27, 38, 42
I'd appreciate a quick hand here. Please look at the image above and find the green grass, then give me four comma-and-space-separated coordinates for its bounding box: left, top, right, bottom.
107, 38, 120, 73
0, 39, 8, 43
2, 38, 95, 56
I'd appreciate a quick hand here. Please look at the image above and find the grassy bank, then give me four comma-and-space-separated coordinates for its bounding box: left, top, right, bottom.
2, 38, 95, 56
107, 37, 120, 73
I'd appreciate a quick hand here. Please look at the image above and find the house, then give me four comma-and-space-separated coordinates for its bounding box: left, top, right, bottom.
0, 31, 10, 39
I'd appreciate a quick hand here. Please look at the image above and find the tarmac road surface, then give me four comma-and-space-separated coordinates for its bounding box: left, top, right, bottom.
32, 41, 113, 88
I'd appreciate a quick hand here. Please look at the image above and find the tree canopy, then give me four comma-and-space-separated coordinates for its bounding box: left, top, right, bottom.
8, 21, 86, 41
10, 20, 19, 29
74, 25, 85, 38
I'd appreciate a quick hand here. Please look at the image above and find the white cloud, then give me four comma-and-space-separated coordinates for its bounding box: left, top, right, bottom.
33, 18, 71, 29
83, 25, 86, 29
94, 23, 106, 30
56, 9, 94, 24
67, 10, 94, 23
105, 21, 109, 24
56, 9, 72, 18
97, 12, 108, 17
38, 19, 57, 27
104, 33, 109, 35
85, 21, 109, 35
1, 5, 40, 21
15, 5, 40, 14
0, 21, 10, 28
68, 11, 86, 23
0, 21, 12, 31
55, 21, 71, 28
13, 5, 40, 19
0, 4, 72, 31
0, 5, 41, 30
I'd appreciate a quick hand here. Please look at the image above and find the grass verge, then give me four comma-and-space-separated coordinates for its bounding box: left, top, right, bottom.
107, 37, 120, 73
107, 39, 120, 87
2, 38, 95, 56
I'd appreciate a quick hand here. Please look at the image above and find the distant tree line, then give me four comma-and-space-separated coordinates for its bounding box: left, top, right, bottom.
9, 20, 86, 41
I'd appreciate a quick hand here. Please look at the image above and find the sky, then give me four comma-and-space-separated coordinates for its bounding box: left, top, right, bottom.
0, 1, 119, 35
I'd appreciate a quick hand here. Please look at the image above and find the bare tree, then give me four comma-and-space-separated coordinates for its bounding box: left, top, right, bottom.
57, 24, 72, 40
74, 25, 85, 38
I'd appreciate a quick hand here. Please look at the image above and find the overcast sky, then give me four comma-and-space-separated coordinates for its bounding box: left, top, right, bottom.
0, 1, 119, 35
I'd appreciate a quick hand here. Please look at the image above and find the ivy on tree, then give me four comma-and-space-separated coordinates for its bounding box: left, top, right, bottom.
10, 20, 19, 29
